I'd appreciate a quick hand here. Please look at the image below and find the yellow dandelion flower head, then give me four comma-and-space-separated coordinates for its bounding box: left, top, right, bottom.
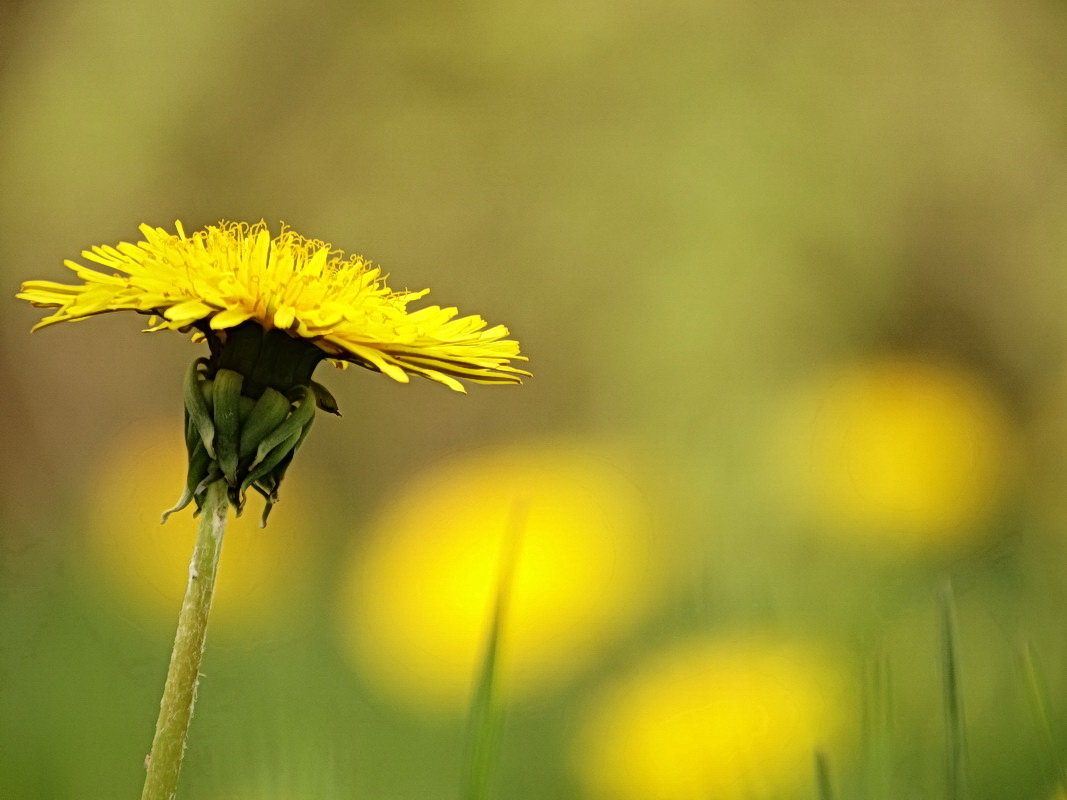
17, 220, 528, 392
336, 439, 663, 712
572, 634, 851, 800
771, 358, 1011, 552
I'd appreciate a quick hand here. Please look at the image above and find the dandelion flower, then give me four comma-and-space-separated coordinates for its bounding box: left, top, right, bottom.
573, 635, 850, 800
18, 220, 527, 392
338, 440, 659, 711
772, 359, 1008, 553
18, 220, 528, 518
16, 219, 527, 800
87, 418, 310, 625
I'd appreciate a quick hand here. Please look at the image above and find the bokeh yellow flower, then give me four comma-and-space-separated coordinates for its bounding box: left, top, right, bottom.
772, 359, 1011, 552
18, 220, 528, 392
572, 635, 850, 800
336, 440, 661, 712
86, 418, 311, 624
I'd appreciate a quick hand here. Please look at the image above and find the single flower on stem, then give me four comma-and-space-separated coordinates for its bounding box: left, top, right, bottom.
17, 220, 528, 800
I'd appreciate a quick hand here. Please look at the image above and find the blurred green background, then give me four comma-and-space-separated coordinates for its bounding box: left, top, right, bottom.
5, 1, 1067, 798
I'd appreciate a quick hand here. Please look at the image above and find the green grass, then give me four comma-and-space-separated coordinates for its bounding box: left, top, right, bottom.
814, 750, 835, 800
861, 653, 894, 800
459, 502, 527, 800
1022, 641, 1067, 796
940, 582, 969, 800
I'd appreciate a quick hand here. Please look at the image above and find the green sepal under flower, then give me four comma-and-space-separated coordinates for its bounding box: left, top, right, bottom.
163, 322, 339, 525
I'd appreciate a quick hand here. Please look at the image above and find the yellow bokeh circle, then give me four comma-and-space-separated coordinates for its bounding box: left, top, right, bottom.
336, 440, 661, 712
85, 418, 310, 625
774, 359, 1010, 551
572, 635, 850, 800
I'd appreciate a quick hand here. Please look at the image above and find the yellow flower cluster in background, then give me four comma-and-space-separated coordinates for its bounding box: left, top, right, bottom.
336, 440, 661, 712
572, 635, 850, 800
86, 419, 310, 624
773, 359, 1011, 553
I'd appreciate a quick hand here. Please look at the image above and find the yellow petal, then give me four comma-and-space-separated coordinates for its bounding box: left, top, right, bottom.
164, 299, 214, 325
209, 306, 255, 330
274, 306, 296, 329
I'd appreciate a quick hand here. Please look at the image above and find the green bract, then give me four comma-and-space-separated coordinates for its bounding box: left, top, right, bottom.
164, 323, 340, 525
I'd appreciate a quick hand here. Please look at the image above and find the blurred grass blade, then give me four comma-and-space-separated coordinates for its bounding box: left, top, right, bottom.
861, 653, 894, 800
814, 750, 834, 800
1021, 641, 1067, 792
940, 581, 969, 800
459, 501, 527, 800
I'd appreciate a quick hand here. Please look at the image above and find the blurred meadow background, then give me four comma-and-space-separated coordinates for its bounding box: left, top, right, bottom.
4, 1, 1067, 798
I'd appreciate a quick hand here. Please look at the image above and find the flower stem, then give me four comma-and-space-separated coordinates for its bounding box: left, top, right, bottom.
141, 479, 229, 800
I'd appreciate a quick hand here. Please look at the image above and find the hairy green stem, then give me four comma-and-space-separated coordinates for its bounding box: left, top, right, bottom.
141, 480, 228, 800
